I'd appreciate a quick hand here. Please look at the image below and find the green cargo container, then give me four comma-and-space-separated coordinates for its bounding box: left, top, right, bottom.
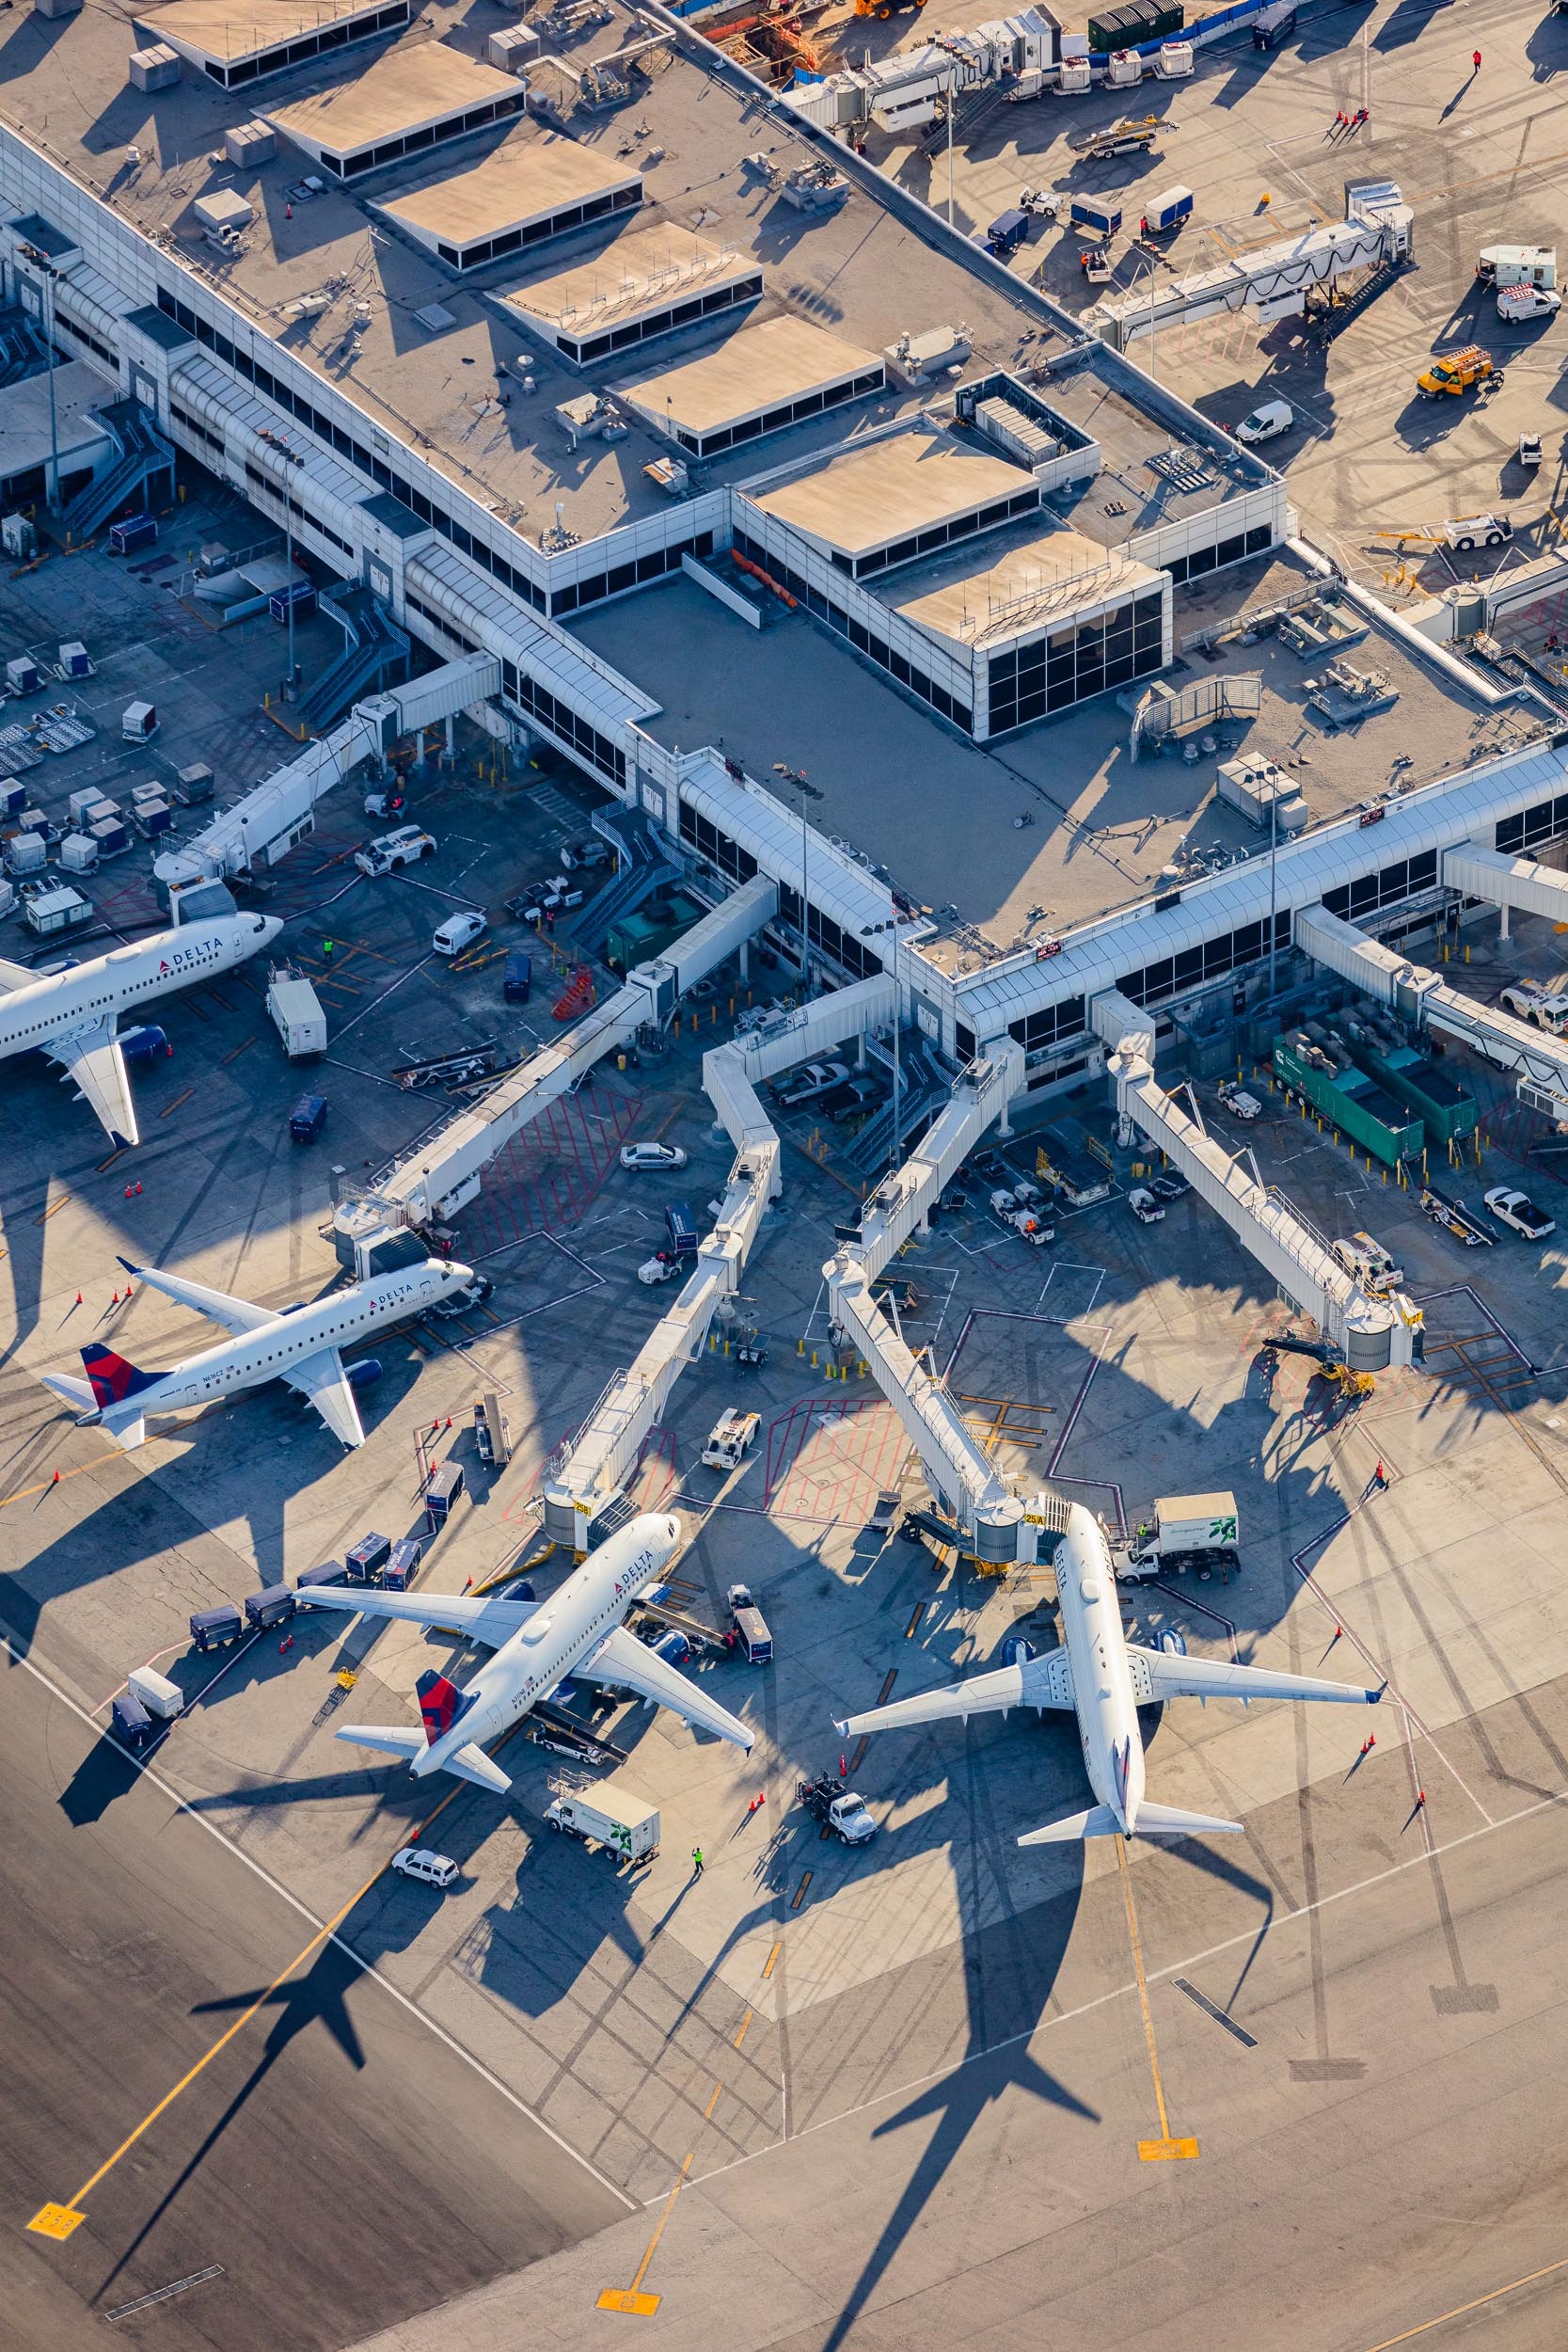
606, 891, 704, 974
1351, 1041, 1478, 1147
1273, 1038, 1424, 1167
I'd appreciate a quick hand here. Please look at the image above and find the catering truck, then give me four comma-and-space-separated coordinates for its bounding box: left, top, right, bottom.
1114, 1492, 1240, 1581
544, 1775, 660, 1861
266, 964, 327, 1058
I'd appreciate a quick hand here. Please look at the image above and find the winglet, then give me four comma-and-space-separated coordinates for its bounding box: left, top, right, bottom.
1370, 1682, 1386, 1704
116, 1256, 141, 1278
832, 1718, 849, 1735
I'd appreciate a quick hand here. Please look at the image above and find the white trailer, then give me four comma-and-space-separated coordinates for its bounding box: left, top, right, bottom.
545, 1777, 660, 1861
266, 967, 327, 1058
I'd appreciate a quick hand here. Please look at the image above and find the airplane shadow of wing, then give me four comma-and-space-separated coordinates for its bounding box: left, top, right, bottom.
821, 2042, 1099, 2352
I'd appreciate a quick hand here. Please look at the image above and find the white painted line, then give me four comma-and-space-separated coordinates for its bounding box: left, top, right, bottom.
6, 1637, 637, 2212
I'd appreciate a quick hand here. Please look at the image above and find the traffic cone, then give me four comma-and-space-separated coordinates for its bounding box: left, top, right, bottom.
1416, 1788, 1426, 1806
111, 1290, 119, 1305
75, 1292, 82, 1306
1367, 1732, 1375, 1750
125, 1184, 133, 1200
52, 1469, 59, 1484
135, 1182, 142, 1197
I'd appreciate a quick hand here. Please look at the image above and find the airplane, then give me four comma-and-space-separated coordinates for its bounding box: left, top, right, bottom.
40, 1251, 476, 1451
294, 1511, 753, 1793
0, 909, 281, 1147
836, 1502, 1383, 1845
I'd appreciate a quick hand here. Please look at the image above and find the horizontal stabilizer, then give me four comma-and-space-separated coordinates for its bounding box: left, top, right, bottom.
41, 1371, 96, 1413
1132, 1801, 1243, 1837
1018, 1805, 1123, 1846
334, 1724, 424, 1763
445, 1741, 513, 1794
100, 1410, 146, 1452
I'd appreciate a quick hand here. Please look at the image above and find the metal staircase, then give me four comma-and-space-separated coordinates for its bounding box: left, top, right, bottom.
60, 399, 174, 541
296, 586, 410, 735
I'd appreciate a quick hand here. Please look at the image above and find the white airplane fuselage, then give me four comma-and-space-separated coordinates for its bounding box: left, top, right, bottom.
1055, 1510, 1148, 1835
0, 913, 280, 1064
417, 1514, 682, 1775
76, 1260, 469, 1424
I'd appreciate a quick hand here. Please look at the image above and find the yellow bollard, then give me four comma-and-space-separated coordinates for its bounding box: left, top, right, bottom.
812, 1350, 818, 1368
798, 1336, 804, 1354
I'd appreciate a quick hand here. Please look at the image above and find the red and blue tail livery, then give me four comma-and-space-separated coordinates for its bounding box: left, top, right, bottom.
416, 1670, 476, 1745
81, 1343, 163, 1410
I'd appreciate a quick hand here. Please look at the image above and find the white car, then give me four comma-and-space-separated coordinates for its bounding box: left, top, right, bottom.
391, 1847, 459, 1890
638, 1250, 682, 1284
1128, 1186, 1165, 1224
773, 1059, 849, 1109
432, 910, 487, 956
620, 1141, 689, 1172
1217, 1078, 1262, 1120
1483, 1185, 1556, 1241
356, 824, 436, 878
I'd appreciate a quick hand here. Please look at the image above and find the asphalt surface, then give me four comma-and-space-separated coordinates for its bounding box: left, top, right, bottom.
0, 1654, 626, 2352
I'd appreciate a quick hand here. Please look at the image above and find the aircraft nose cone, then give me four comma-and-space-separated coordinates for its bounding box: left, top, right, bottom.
261, 915, 284, 946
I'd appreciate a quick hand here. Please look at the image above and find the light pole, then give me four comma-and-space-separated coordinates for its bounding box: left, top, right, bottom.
278, 435, 305, 698
862, 913, 911, 1170
1267, 782, 1280, 1001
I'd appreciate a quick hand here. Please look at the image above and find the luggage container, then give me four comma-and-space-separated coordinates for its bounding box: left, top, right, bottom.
58, 641, 92, 677
0, 781, 29, 820
189, 1602, 245, 1650
503, 948, 532, 1003
269, 580, 317, 624
424, 1461, 465, 1530
121, 699, 159, 742
127, 1665, 184, 1720
134, 798, 173, 837
5, 831, 45, 875
664, 1200, 699, 1257
383, 1536, 423, 1590
112, 1691, 154, 1745
109, 515, 157, 556
344, 1532, 391, 1583
176, 761, 215, 803
1143, 184, 1193, 233
290, 1091, 328, 1141
25, 886, 93, 936
5, 655, 41, 695
90, 818, 131, 858
985, 206, 1031, 256
245, 1584, 296, 1629
295, 1559, 347, 1589
58, 834, 98, 874
1069, 195, 1122, 238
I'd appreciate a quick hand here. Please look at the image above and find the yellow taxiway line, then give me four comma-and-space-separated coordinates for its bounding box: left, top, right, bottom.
1117, 1836, 1198, 2163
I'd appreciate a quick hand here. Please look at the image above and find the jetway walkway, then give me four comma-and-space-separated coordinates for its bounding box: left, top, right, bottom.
1091, 993, 1419, 1371
339, 877, 779, 1265
154, 651, 500, 889
1443, 841, 1568, 942
1297, 900, 1568, 1126
1094, 182, 1413, 351
540, 974, 895, 1545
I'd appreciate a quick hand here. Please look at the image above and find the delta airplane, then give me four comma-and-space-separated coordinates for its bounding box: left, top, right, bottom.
837, 1502, 1382, 1844
40, 1252, 474, 1450
0, 910, 281, 1147
295, 1511, 753, 1793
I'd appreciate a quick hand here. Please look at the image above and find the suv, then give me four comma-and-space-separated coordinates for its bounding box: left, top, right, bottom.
391, 1847, 459, 1889
356, 824, 436, 878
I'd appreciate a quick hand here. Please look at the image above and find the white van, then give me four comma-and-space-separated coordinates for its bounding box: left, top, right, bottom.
432, 910, 487, 956
1234, 397, 1293, 445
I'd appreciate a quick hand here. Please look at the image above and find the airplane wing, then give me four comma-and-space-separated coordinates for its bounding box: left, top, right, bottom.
0, 959, 34, 991
1129, 1645, 1383, 1708
297, 1587, 538, 1648
118, 1258, 274, 1335
281, 1346, 365, 1449
44, 1023, 138, 1149
586, 1623, 754, 1751
835, 1645, 1075, 1736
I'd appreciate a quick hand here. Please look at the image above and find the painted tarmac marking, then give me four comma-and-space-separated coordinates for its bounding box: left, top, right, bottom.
159, 1088, 195, 1120
1172, 1977, 1258, 2048
733, 2009, 752, 2049
34, 1196, 71, 1225
106, 2265, 225, 2321
761, 1941, 782, 1981
791, 1871, 812, 1911
1358, 2257, 1568, 2351
1117, 1837, 1198, 2163
596, 2153, 692, 2317
703, 2081, 722, 2121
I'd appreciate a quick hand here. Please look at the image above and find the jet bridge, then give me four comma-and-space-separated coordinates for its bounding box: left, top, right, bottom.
1095, 182, 1413, 352
540, 975, 895, 1545
821, 1038, 1073, 1565
336, 876, 778, 1271
154, 653, 501, 887
1092, 993, 1418, 1370
1442, 841, 1568, 943
1296, 899, 1568, 1128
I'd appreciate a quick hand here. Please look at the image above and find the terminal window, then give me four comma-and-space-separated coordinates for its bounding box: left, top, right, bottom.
986, 591, 1164, 732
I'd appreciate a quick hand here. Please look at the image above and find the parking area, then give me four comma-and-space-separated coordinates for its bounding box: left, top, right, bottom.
873, 0, 1568, 586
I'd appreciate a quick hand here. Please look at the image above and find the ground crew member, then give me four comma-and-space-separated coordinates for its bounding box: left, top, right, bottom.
323, 936, 335, 964
691, 1846, 705, 1878
1472, 47, 1481, 72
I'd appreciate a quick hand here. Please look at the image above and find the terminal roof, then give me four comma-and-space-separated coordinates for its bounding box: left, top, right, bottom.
378, 134, 641, 249
615, 314, 882, 441
883, 528, 1160, 649
746, 431, 1035, 562
135, 0, 381, 68
262, 41, 518, 156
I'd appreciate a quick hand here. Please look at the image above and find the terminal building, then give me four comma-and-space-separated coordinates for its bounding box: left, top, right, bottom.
1, 0, 1564, 1109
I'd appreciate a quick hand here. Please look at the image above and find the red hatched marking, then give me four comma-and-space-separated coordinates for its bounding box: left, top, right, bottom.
763, 1399, 907, 1521
458, 1087, 641, 1256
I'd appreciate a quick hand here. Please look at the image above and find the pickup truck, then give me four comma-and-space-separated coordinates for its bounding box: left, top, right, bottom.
1483, 1185, 1556, 1241
797, 1774, 877, 1845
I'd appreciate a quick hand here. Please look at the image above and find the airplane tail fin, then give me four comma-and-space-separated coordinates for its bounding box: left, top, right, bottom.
1131, 1801, 1243, 1838
1018, 1805, 1123, 1846
80, 1343, 162, 1410
416, 1669, 476, 1745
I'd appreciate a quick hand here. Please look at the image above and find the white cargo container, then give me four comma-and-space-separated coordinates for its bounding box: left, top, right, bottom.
266, 968, 327, 1058
127, 1664, 184, 1720
545, 1778, 660, 1861
25, 884, 93, 936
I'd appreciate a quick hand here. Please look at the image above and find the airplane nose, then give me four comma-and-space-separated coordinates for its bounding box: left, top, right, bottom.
664, 1513, 682, 1546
